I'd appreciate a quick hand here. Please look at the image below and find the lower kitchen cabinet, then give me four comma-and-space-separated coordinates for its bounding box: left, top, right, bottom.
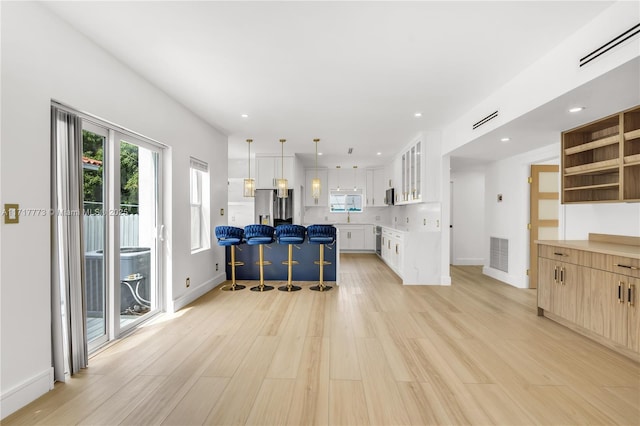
381, 227, 404, 277
336, 225, 375, 252
537, 237, 640, 359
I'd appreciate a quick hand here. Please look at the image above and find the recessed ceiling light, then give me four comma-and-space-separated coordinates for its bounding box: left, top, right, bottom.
376, 152, 382, 156
569, 107, 585, 113
241, 114, 249, 118
500, 137, 510, 142
414, 112, 422, 118
318, 152, 323, 156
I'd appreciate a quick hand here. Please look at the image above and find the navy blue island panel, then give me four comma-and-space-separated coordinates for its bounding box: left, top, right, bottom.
225, 241, 337, 281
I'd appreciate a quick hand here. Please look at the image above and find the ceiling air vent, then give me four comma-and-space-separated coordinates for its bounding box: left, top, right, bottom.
472, 110, 498, 130
580, 23, 640, 67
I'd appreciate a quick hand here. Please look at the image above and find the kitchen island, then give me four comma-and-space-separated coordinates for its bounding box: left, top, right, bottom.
224, 237, 339, 284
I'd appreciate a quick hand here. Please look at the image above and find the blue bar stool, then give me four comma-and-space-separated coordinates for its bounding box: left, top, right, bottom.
307, 225, 336, 292
244, 224, 276, 292
214, 226, 246, 291
275, 224, 306, 292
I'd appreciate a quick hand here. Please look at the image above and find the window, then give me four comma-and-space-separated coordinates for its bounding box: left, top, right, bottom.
329, 189, 364, 213
190, 158, 210, 252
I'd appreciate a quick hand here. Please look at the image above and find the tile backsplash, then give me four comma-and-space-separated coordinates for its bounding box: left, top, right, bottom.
303, 206, 391, 225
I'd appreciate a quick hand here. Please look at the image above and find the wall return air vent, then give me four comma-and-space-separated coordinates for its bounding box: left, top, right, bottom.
472, 110, 498, 130
579, 22, 640, 67
490, 237, 509, 273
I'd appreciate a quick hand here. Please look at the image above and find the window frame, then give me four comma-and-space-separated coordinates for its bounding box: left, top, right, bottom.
190, 158, 210, 253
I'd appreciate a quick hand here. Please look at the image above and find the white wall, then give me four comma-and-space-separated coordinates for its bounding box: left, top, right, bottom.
451, 169, 485, 265
562, 204, 640, 239
482, 144, 558, 288
442, 1, 640, 155
0, 3, 227, 418
481, 143, 640, 288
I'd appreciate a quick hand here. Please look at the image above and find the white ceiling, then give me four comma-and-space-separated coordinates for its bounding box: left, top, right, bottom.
45, 1, 617, 168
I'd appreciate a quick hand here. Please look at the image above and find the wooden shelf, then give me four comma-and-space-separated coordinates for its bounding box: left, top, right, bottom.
624, 154, 640, 165
624, 128, 640, 141
564, 183, 619, 192
564, 134, 619, 155
564, 159, 619, 175
562, 105, 640, 204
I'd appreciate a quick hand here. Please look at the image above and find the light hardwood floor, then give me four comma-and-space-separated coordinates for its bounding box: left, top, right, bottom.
5, 254, 640, 425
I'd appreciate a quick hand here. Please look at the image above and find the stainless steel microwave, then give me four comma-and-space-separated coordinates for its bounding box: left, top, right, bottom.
384, 188, 394, 205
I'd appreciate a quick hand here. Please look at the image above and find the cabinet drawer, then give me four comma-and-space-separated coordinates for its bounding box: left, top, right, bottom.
610, 256, 640, 278
538, 245, 591, 267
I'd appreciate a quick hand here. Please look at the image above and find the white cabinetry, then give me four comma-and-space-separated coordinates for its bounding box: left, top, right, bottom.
328, 167, 366, 190
381, 227, 404, 276
256, 155, 295, 189
337, 225, 365, 251
397, 139, 422, 204
363, 224, 376, 250
304, 168, 328, 207
366, 167, 389, 206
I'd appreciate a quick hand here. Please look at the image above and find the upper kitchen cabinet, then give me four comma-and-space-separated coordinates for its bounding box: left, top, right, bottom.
304, 168, 328, 207
328, 166, 366, 191
366, 167, 389, 206
562, 105, 640, 203
256, 155, 295, 189
395, 137, 424, 205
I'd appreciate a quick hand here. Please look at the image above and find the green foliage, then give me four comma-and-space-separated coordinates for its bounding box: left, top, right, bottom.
82, 131, 139, 214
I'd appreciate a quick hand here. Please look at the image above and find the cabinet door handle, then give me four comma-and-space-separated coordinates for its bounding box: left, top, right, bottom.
554, 266, 558, 284
395, 244, 399, 254
618, 281, 624, 303
553, 252, 569, 257
615, 263, 639, 270
629, 284, 635, 306
560, 267, 565, 285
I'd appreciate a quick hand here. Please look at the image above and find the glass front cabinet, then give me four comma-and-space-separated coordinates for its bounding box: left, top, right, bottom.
398, 139, 422, 204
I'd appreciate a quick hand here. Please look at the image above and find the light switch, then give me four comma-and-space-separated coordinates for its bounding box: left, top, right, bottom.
4, 204, 19, 224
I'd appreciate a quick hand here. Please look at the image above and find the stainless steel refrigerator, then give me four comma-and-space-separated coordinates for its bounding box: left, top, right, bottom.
254, 189, 294, 226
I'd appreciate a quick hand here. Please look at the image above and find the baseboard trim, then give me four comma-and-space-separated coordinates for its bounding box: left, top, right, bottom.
1, 367, 53, 420
482, 266, 527, 288
452, 258, 484, 265
170, 272, 226, 312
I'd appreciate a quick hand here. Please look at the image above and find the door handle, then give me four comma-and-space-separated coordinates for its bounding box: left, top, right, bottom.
158, 224, 165, 241
629, 284, 635, 306
554, 266, 558, 284
618, 281, 624, 303
560, 267, 565, 285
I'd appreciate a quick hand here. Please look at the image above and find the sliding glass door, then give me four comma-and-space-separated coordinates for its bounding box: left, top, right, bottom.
116, 135, 161, 333
82, 121, 163, 352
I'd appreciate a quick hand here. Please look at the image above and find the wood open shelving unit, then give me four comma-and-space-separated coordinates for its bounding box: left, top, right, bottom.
562, 105, 640, 204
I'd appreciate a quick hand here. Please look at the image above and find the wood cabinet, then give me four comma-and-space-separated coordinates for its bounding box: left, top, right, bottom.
562, 105, 640, 203
537, 234, 640, 360
304, 168, 328, 207
538, 254, 589, 326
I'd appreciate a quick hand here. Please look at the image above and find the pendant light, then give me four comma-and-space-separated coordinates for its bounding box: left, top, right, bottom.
276, 139, 288, 198
311, 138, 321, 201
243, 139, 255, 197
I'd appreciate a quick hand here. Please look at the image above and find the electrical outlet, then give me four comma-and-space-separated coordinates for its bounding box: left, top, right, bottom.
186, 277, 190, 288
215, 263, 219, 271
423, 218, 426, 226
